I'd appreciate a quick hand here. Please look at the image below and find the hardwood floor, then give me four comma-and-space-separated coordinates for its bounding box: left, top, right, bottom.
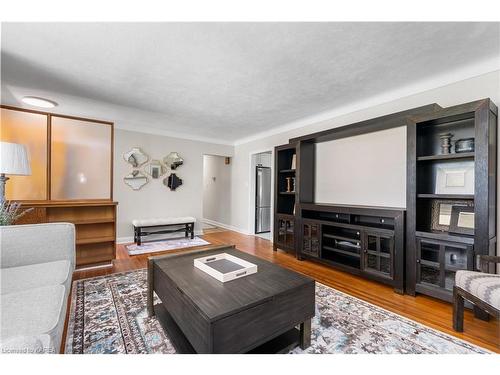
69, 230, 500, 352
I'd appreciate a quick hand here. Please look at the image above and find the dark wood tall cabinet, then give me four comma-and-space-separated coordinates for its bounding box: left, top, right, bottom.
273, 143, 297, 254
406, 98, 497, 302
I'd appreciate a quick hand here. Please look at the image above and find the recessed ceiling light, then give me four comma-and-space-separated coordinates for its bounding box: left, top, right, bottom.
21, 96, 58, 108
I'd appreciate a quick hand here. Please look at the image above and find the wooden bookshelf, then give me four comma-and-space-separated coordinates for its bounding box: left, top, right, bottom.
407, 98, 497, 302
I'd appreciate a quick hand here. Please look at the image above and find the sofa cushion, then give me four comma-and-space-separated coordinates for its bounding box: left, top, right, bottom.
0, 334, 54, 354
0, 285, 65, 347
455, 270, 500, 309
0, 260, 72, 295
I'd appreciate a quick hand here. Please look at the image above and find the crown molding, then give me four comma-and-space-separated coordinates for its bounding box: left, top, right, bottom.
233, 56, 500, 146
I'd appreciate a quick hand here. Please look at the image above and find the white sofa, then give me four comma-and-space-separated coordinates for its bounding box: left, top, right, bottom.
0, 223, 75, 354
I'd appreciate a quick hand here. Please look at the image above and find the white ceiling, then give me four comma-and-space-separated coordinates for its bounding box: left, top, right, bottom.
1, 22, 499, 144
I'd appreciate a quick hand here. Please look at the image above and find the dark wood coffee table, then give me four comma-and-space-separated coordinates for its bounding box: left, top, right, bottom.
147, 245, 315, 353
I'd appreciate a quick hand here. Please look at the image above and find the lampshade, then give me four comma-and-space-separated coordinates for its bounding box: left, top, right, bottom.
0, 141, 32, 175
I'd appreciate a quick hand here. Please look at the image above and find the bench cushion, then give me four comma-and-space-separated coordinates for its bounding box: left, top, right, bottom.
455, 270, 500, 310
132, 217, 196, 227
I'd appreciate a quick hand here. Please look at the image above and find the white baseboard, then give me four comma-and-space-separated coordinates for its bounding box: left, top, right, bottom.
116, 236, 134, 244
202, 218, 251, 235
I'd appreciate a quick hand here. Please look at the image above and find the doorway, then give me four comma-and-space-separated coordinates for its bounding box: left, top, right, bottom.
252, 151, 272, 239
202, 154, 232, 232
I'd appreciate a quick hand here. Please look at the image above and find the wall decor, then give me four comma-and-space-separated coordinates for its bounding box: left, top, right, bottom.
123, 147, 149, 168
164, 152, 184, 170
449, 205, 475, 236
144, 160, 166, 179
164, 173, 183, 191
124, 170, 148, 190
434, 161, 474, 195
455, 138, 475, 153
430, 199, 472, 232
439, 133, 453, 154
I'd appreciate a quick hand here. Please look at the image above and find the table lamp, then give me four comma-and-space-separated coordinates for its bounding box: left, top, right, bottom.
0, 142, 32, 203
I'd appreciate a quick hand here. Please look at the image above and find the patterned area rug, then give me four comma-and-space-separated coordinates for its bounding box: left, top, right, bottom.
65, 269, 490, 354
125, 237, 210, 255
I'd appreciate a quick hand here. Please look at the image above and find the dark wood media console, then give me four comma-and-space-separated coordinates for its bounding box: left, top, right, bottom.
297, 203, 405, 293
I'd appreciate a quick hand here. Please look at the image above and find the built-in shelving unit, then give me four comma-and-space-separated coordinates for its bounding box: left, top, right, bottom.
407, 98, 497, 302
273, 143, 297, 254
14, 200, 118, 268
272, 99, 497, 301
273, 104, 441, 292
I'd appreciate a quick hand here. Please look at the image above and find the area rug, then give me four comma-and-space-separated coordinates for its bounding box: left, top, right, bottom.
125, 237, 210, 255
65, 269, 490, 354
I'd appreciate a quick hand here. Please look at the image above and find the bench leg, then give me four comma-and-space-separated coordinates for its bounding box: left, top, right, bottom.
453, 286, 464, 332
137, 227, 142, 246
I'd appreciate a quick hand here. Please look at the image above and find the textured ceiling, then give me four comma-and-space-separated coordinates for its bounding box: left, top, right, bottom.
1, 22, 499, 143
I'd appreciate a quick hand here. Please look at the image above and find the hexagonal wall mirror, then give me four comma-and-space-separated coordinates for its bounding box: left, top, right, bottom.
124, 170, 149, 190
123, 147, 149, 168
163, 152, 184, 170
144, 160, 167, 179
164, 173, 183, 191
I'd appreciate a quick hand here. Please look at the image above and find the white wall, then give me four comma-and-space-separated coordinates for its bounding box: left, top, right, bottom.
114, 129, 233, 242
202, 155, 232, 226
230, 70, 500, 249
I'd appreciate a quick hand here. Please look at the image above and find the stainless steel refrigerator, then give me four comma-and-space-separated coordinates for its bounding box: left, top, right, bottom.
255, 166, 271, 233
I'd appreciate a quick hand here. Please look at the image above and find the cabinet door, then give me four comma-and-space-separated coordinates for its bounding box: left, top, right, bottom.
51, 116, 112, 200
416, 238, 473, 292
302, 221, 320, 257
362, 231, 394, 279
276, 218, 287, 247
1, 108, 48, 200
284, 219, 295, 249
275, 216, 295, 250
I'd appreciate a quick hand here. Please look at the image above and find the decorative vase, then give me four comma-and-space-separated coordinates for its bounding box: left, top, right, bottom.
439, 133, 453, 154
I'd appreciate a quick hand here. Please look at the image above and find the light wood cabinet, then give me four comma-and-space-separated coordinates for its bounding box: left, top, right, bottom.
2, 105, 116, 269
15, 201, 118, 268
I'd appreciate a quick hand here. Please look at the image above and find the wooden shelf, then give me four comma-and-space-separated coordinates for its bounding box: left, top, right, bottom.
415, 230, 474, 245
279, 192, 296, 195
417, 152, 474, 161
323, 233, 359, 243
279, 169, 296, 173
72, 218, 115, 225
76, 236, 115, 245
417, 194, 474, 200
323, 245, 360, 258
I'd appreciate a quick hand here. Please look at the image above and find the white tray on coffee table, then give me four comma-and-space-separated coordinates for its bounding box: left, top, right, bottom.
193, 253, 258, 282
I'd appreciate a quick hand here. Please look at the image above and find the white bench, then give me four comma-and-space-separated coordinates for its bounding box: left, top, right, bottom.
132, 217, 196, 245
